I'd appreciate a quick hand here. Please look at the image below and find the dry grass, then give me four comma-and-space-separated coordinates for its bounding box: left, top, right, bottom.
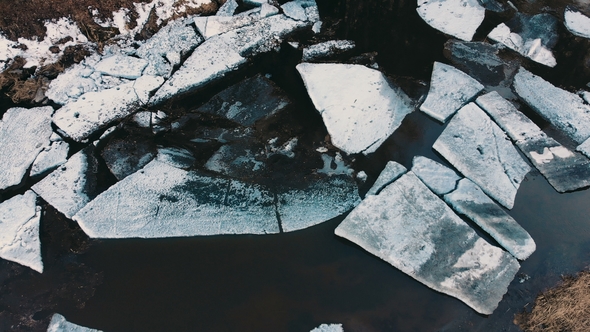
514, 270, 590, 332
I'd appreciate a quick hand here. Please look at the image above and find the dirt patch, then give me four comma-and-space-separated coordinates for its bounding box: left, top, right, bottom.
514, 269, 590, 332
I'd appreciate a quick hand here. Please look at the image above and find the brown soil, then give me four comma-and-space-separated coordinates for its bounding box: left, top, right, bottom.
514, 269, 590, 332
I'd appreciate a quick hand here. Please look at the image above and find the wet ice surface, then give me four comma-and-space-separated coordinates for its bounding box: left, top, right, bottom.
365, 161, 407, 196
416, 0, 485, 41
47, 313, 102, 332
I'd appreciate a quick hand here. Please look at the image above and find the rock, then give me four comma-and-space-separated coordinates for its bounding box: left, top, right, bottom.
0, 106, 54, 191
445, 178, 536, 260
32, 147, 101, 219
151, 14, 309, 105
416, 0, 485, 41
296, 63, 413, 155
137, 17, 204, 78
216, 0, 238, 16
433, 103, 531, 209
101, 138, 156, 180
74, 160, 280, 238
194, 74, 291, 126
419, 62, 483, 123
278, 175, 360, 232
488, 14, 558, 67
310, 324, 344, 332
282, 1, 307, 21
53, 75, 164, 142
156, 146, 196, 169
302, 40, 356, 61
366, 161, 407, 196
30, 138, 70, 178
335, 172, 520, 315
476, 91, 590, 193
565, 7, 590, 39
513, 68, 590, 145
411, 156, 460, 195
46, 313, 102, 332
94, 54, 148, 79
0, 191, 43, 273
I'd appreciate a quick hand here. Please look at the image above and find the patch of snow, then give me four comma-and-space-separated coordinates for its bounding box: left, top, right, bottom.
416, 0, 485, 41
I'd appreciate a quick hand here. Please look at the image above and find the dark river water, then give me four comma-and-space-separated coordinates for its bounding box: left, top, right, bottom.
2, 0, 590, 331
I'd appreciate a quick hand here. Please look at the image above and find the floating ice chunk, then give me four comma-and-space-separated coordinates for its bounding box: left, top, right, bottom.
565, 8, 590, 38
101, 138, 156, 180
411, 156, 460, 195
416, 0, 485, 41
433, 103, 531, 209
46, 313, 102, 332
310, 324, 344, 332
335, 172, 520, 314
30, 140, 69, 178
0, 191, 43, 273
419, 62, 484, 123
296, 63, 413, 155
278, 175, 360, 232
366, 161, 407, 196
488, 14, 558, 67
282, 1, 307, 21
217, 0, 238, 16
74, 160, 280, 238
261, 3, 280, 18
0, 106, 54, 191
32, 147, 101, 219
477, 91, 590, 193
513, 68, 590, 144
302, 40, 355, 61
94, 54, 148, 79
53, 75, 164, 142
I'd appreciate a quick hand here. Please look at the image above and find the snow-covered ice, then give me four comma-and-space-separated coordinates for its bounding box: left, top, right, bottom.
30, 137, 69, 178
296, 63, 413, 155
335, 172, 520, 314
565, 7, 590, 39
0, 106, 54, 190
94, 54, 148, 79
365, 161, 407, 196
194, 8, 270, 39
411, 156, 461, 195
433, 103, 531, 209
476, 91, 590, 193
302, 40, 355, 61
0, 191, 43, 273
216, 0, 238, 16
310, 324, 344, 332
416, 0, 485, 41
282, 1, 308, 21
46, 313, 102, 332
156, 146, 196, 169
419, 62, 483, 123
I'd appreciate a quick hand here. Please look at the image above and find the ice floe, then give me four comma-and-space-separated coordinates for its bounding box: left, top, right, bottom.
94, 54, 148, 79
296, 63, 413, 155
416, 0, 485, 41
0, 191, 43, 273
513, 68, 590, 145
335, 172, 520, 314
488, 14, 558, 67
302, 40, 356, 62
217, 0, 238, 16
419, 62, 483, 123
565, 8, 590, 39
476, 91, 590, 193
46, 313, 102, 332
433, 103, 531, 209
0, 106, 54, 191
53, 75, 164, 142
282, 1, 308, 21
194, 7, 271, 39
30, 135, 70, 178
310, 324, 344, 332
365, 161, 407, 196
411, 156, 461, 195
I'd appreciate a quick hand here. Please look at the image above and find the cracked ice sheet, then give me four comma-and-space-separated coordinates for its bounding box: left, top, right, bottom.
419, 62, 483, 123
53, 75, 164, 142
565, 8, 590, 39
476, 91, 590, 193
0, 191, 43, 273
47, 313, 102, 332
365, 161, 407, 196
0, 106, 54, 190
335, 172, 520, 315
433, 103, 531, 209
416, 0, 485, 41
296, 63, 413, 155
74, 160, 279, 238
513, 68, 590, 145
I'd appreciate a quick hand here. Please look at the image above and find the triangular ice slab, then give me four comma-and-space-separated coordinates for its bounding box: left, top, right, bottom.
416, 0, 485, 41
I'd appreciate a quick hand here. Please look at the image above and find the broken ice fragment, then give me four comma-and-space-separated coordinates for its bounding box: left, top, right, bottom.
302, 40, 355, 62
513, 68, 590, 145
433, 103, 531, 209
565, 7, 590, 39
32, 147, 101, 219
296, 63, 413, 155
46, 313, 102, 332
216, 0, 238, 16
282, 1, 307, 21
101, 138, 156, 180
30, 139, 69, 178
0, 191, 43, 273
411, 156, 461, 195
335, 172, 520, 314
416, 0, 485, 41
488, 14, 558, 67
74, 160, 279, 238
0, 106, 54, 191
278, 175, 360, 232
476, 91, 590, 193
419, 62, 483, 123
53, 75, 164, 142
310, 324, 344, 332
194, 9, 268, 39
365, 161, 407, 196
317, 153, 354, 176
94, 54, 148, 79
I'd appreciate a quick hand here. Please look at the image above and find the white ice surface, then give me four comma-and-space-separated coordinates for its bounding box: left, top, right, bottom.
46, 313, 102, 332
30, 140, 70, 177
94, 54, 148, 79
565, 8, 590, 39
411, 156, 461, 195
416, 0, 485, 41
488, 23, 556, 67
310, 324, 344, 332
366, 161, 407, 196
